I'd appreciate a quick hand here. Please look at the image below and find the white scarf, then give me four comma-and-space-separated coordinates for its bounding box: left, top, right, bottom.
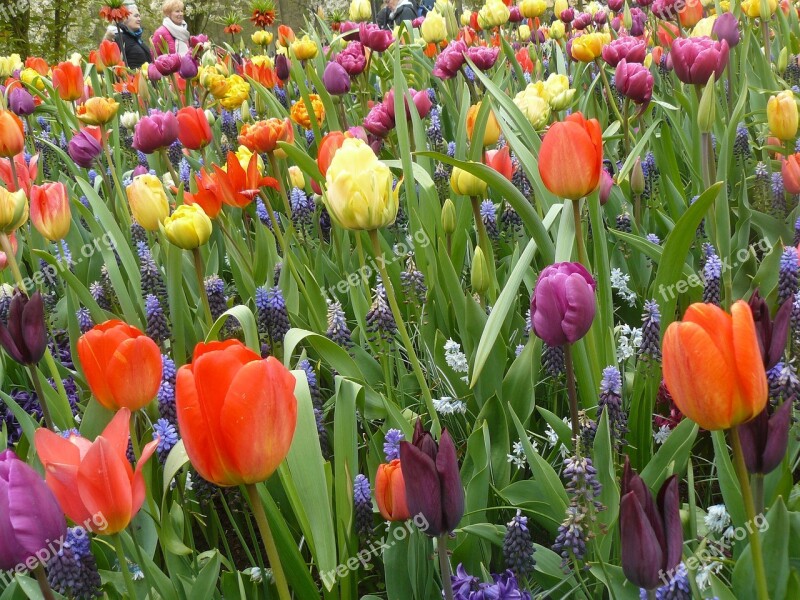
162, 17, 190, 55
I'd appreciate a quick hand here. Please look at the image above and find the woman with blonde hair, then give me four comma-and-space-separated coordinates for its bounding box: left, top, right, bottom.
152, 0, 192, 55
113, 3, 153, 69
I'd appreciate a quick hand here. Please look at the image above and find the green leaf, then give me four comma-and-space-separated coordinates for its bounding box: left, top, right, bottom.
162, 440, 189, 495
732, 497, 789, 600
640, 419, 698, 490
710, 430, 746, 527
205, 305, 260, 353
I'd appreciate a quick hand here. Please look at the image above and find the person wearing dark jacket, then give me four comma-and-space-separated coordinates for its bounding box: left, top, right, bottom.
114, 5, 153, 69
389, 0, 418, 26
376, 0, 392, 29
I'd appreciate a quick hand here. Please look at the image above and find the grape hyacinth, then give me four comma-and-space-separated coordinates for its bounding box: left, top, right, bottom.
290, 187, 315, 229
131, 221, 147, 245
158, 381, 177, 424
480, 200, 499, 241
794, 217, 800, 247
255, 199, 273, 228
552, 455, 604, 566
542, 342, 566, 378
753, 162, 770, 212
89, 281, 112, 312
298, 358, 322, 409
733, 123, 750, 160
400, 257, 427, 304
616, 212, 632, 233
767, 361, 800, 407
162, 354, 177, 385
256, 286, 291, 344
46, 527, 103, 599
138, 241, 168, 301
702, 244, 722, 306
598, 366, 628, 449
501, 203, 523, 235
772, 172, 787, 218
153, 418, 179, 462
326, 299, 352, 348
353, 473, 373, 538
205, 275, 228, 321
383, 428, 404, 461
638, 300, 661, 361
503, 510, 536, 578
639, 562, 691, 600
76, 307, 94, 333
778, 246, 799, 306
145, 294, 171, 344
366, 283, 397, 343
427, 106, 444, 149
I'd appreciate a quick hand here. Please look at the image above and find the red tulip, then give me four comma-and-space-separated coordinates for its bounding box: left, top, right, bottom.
30, 182, 71, 241
317, 131, 347, 177
212, 152, 279, 208
782, 154, 800, 195
185, 168, 223, 218
538, 112, 603, 200
177, 107, 213, 150
485, 146, 513, 181
0, 153, 38, 194
52, 61, 84, 102
97, 40, 122, 70
375, 459, 411, 521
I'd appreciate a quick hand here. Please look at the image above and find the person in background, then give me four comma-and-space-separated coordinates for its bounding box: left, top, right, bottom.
376, 0, 392, 29
114, 4, 153, 69
389, 0, 417, 27
152, 0, 191, 56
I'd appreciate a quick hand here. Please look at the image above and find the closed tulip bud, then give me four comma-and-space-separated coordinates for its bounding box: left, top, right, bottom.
615, 60, 654, 105
697, 75, 716, 133
571, 32, 607, 62
0, 290, 46, 365
133, 110, 180, 154
421, 11, 447, 44
442, 198, 456, 234
739, 401, 792, 474
539, 112, 603, 200
450, 167, 488, 197
349, 0, 372, 21
323, 61, 351, 95
520, 0, 547, 17
466, 102, 501, 147
782, 154, 800, 195
179, 53, 199, 79
0, 110, 24, 158
68, 128, 103, 168
126, 174, 170, 231
620, 457, 683, 591
0, 187, 28, 233
663, 301, 767, 430
767, 90, 799, 141
748, 288, 792, 370
164, 204, 213, 249
8, 87, 35, 117
0, 450, 66, 571
399, 422, 464, 536
177, 106, 213, 150
30, 182, 71, 241
712, 12, 740, 48
176, 340, 297, 486
631, 157, 645, 195
530, 262, 596, 346
155, 53, 181, 76
35, 409, 159, 534
777, 47, 789, 74
375, 459, 411, 521
324, 138, 398, 230
550, 21, 566, 40
670, 36, 729, 85
518, 24, 532, 40
292, 35, 319, 61
471, 246, 490, 295
275, 54, 291, 81
599, 169, 614, 205
623, 4, 633, 29
120, 111, 140, 129
251, 30, 273, 46
288, 166, 305, 189
513, 85, 551, 129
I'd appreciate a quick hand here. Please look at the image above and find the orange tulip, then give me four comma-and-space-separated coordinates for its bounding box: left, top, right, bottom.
212, 152, 279, 208
783, 154, 800, 195
317, 131, 347, 176
678, 0, 704, 28
177, 107, 213, 150
485, 146, 513, 181
24, 57, 49, 76
77, 320, 162, 412
0, 153, 38, 194
515, 47, 535, 74
656, 22, 680, 48
52, 61, 84, 102
34, 408, 159, 534
538, 112, 603, 200
278, 25, 296, 46
30, 182, 71, 241
375, 459, 411, 521
97, 40, 122, 70
0, 111, 24, 158
663, 301, 768, 431
241, 59, 276, 88
238, 118, 292, 154
176, 340, 298, 486
185, 168, 223, 218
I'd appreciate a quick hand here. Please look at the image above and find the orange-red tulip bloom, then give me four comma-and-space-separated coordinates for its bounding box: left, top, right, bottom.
97, 40, 122, 70
241, 59, 276, 88
238, 118, 292, 154
34, 408, 158, 534
30, 182, 71, 241
176, 107, 213, 150
176, 340, 298, 486
77, 320, 163, 412
782, 154, 800, 195
185, 168, 223, 218
278, 25, 296, 46
538, 112, 603, 200
0, 111, 24, 159
52, 61, 84, 102
0, 153, 38, 194
375, 459, 411, 521
25, 57, 49, 76
212, 152, 279, 208
663, 301, 768, 431
485, 146, 513, 181
317, 131, 347, 177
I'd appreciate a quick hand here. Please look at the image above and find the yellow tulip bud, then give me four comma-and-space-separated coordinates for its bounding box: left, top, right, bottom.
288, 166, 306, 189
466, 102, 502, 148
631, 158, 645, 196
442, 198, 456, 234
513, 85, 551, 129
0, 187, 28, 234
740, 0, 776, 18
471, 246, 490, 295
697, 76, 716, 134
0, 54, 22, 78
478, 0, 510, 29
461, 10, 473, 26
518, 25, 532, 41
543, 73, 575, 111
163, 204, 213, 250
251, 30, 273, 46
235, 145, 265, 173
126, 175, 170, 232
554, 0, 569, 15
291, 36, 319, 61
549, 21, 565, 40
520, 0, 547, 18
349, 0, 372, 21
20, 68, 45, 91
767, 90, 799, 141
571, 33, 606, 62
451, 167, 488, 197
421, 11, 447, 44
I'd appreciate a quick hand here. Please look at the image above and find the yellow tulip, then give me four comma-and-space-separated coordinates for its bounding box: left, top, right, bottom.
691, 15, 718, 38
349, 0, 372, 21
520, 0, 547, 18
450, 167, 488, 197
220, 75, 250, 110
513, 85, 551, 129
291, 36, 319, 61
543, 74, 575, 111
466, 102, 502, 147
740, 0, 776, 17
571, 33, 607, 62
549, 21, 566, 40
421, 11, 447, 44
0, 54, 22, 78
767, 90, 799, 141
288, 166, 306, 189
163, 204, 213, 250
251, 30, 273, 46
77, 97, 120, 125
126, 175, 170, 232
478, 0, 510, 29
20, 67, 45, 91
0, 187, 28, 234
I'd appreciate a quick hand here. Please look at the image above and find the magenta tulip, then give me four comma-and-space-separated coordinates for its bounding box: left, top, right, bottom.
530, 262, 596, 346
68, 129, 103, 168
322, 61, 351, 95
465, 46, 500, 71
712, 12, 740, 48
670, 36, 729, 85
359, 23, 394, 52
602, 37, 647, 67
615, 60, 654, 105
432, 40, 467, 80
155, 53, 181, 76
363, 102, 395, 138
133, 110, 179, 154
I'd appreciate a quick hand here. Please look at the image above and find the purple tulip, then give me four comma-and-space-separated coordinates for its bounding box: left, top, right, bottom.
594, 10, 607, 25
509, 6, 523, 22
147, 63, 163, 82
336, 41, 367, 76
603, 37, 647, 66
611, 16, 622, 31
275, 55, 291, 81
359, 23, 394, 52
652, 0, 680, 20
615, 60, 654, 105
155, 53, 181, 76
0, 291, 47, 365
8, 87, 35, 117
560, 8, 575, 23
629, 8, 647, 36
179, 54, 199, 79
635, 0, 654, 6
620, 457, 683, 591
340, 21, 361, 42
0, 450, 67, 571
132, 110, 180, 154
573, 12, 593, 30
68, 129, 103, 168
412, 16, 425, 28
322, 61, 351, 96
670, 36, 729, 85
133, 165, 149, 177
739, 401, 792, 475
748, 289, 791, 369
399, 421, 464, 537
363, 102, 395, 138
530, 262, 596, 347
599, 170, 614, 205
432, 40, 467, 80
712, 12, 740, 48
383, 88, 432, 121
608, 0, 624, 11
465, 46, 500, 71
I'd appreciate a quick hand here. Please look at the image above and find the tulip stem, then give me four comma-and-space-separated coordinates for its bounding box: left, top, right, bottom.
27, 365, 55, 431
32, 564, 55, 600
0, 233, 25, 291
753, 473, 765, 518
191, 248, 214, 327
563, 344, 580, 443
245, 484, 291, 600
101, 131, 132, 230
595, 60, 629, 142
437, 534, 455, 600
112, 533, 138, 600
369, 229, 441, 437
571, 198, 588, 269
729, 426, 769, 600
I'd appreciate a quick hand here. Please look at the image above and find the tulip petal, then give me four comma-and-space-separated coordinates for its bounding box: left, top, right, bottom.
219, 358, 297, 484
399, 441, 443, 535
77, 436, 133, 535
769, 299, 793, 369
0, 477, 27, 570
7, 460, 66, 559
436, 430, 465, 533
34, 427, 81, 469
738, 407, 768, 473
562, 273, 597, 343
44, 462, 94, 528
20, 292, 46, 363
106, 337, 163, 411
532, 276, 568, 346
760, 400, 792, 474
730, 301, 768, 423
657, 476, 683, 574
77, 322, 135, 408
620, 492, 664, 590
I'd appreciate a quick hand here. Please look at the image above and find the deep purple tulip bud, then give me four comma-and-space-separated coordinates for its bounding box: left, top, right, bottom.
608, 0, 624, 11
0, 291, 47, 365
178, 54, 199, 79
68, 129, 103, 168
594, 10, 607, 25
599, 169, 614, 206
602, 36, 647, 67
573, 12, 593, 30
432, 40, 467, 80
636, 0, 654, 6
509, 6, 523, 22
399, 423, 465, 536
739, 401, 792, 475
336, 41, 367, 76
322, 61, 351, 95
0, 450, 67, 571
363, 102, 395, 138
8, 87, 35, 117
132, 110, 179, 154
359, 23, 394, 52
712, 12, 740, 48
619, 457, 683, 591
748, 288, 792, 369
560, 8, 575, 23
670, 36, 729, 85
275, 54, 291, 81
155, 53, 181, 76
652, 0, 679, 20
465, 46, 500, 71
629, 8, 647, 36
615, 59, 654, 105
530, 262, 596, 347
532, 29, 546, 44
147, 63, 163, 82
